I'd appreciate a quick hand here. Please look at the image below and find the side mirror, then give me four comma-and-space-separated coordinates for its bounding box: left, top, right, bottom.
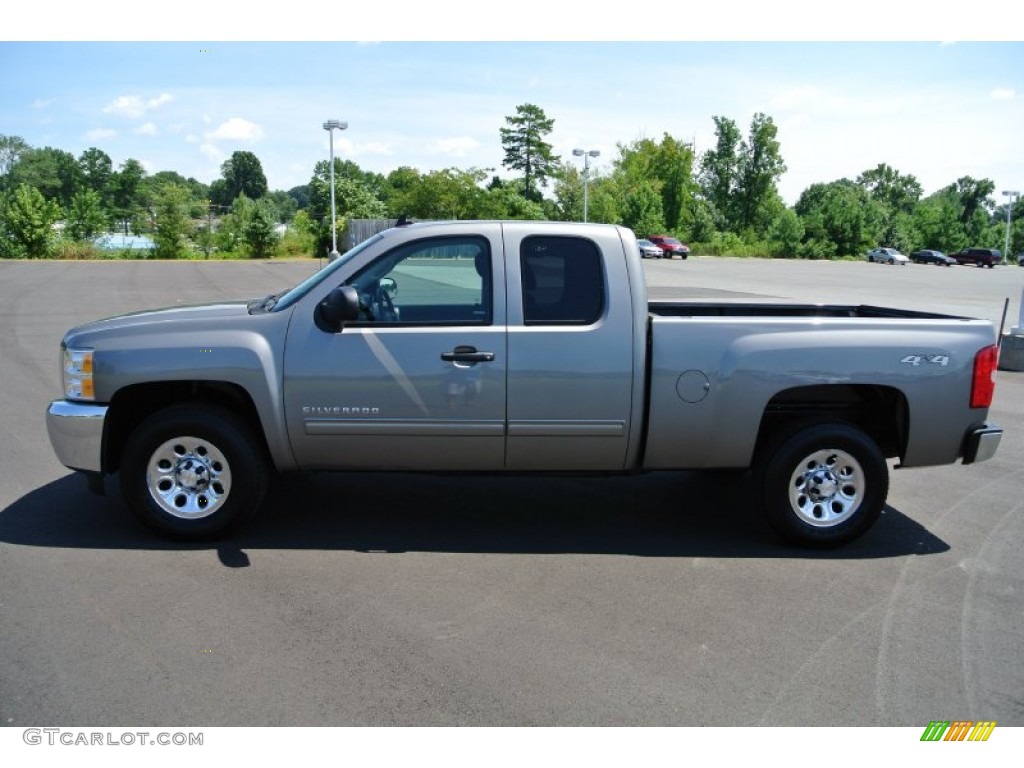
315, 285, 360, 332
380, 276, 398, 298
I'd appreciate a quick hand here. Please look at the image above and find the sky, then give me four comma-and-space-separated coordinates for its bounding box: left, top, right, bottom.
3, 4, 1023, 206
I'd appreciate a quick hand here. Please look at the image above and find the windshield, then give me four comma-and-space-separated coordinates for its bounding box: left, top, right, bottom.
663, 238, 682, 245
271, 234, 385, 311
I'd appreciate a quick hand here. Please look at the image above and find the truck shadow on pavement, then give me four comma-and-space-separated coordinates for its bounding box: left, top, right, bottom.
2, 469, 949, 564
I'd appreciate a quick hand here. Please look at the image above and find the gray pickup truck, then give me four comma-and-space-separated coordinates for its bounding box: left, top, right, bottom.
46, 221, 1003, 547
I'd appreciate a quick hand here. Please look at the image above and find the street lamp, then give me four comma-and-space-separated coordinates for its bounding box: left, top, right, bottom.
572, 148, 600, 222
1002, 190, 1019, 265
323, 119, 348, 260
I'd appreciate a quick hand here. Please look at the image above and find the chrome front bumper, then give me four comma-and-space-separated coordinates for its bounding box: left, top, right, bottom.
46, 400, 108, 473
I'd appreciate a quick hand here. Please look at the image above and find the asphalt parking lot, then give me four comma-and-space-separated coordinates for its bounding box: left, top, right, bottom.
1, 255, 1022, 727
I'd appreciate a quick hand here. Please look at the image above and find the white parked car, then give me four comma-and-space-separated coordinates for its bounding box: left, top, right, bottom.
866, 247, 909, 265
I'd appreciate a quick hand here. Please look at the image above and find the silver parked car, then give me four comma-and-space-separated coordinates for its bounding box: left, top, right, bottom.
866, 247, 909, 265
637, 238, 663, 259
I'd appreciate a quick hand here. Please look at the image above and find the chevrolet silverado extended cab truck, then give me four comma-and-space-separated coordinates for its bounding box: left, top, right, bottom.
46, 221, 1003, 547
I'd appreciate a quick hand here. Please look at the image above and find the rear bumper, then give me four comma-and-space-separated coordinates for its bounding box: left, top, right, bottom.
46, 400, 108, 473
962, 423, 1002, 465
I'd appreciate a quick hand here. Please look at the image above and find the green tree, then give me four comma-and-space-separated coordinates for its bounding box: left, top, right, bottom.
857, 163, 922, 249
239, 196, 279, 258
211, 151, 268, 207
950, 176, 996, 244
266, 190, 298, 223
383, 166, 424, 217
654, 135, 697, 233
4, 183, 61, 257
477, 183, 546, 220
857, 163, 922, 214
736, 113, 787, 234
912, 189, 968, 252
795, 180, 880, 257
10, 147, 81, 208
287, 184, 311, 210
111, 158, 146, 235
0, 134, 30, 189
388, 167, 489, 220
699, 116, 743, 230
307, 159, 387, 255
768, 207, 805, 258
612, 134, 698, 234
78, 147, 114, 208
500, 103, 560, 201
551, 162, 585, 222
66, 189, 107, 240
280, 208, 316, 256
152, 184, 192, 258
620, 182, 666, 236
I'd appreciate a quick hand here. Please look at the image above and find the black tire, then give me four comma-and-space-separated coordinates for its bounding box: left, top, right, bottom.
120, 403, 269, 540
755, 423, 888, 548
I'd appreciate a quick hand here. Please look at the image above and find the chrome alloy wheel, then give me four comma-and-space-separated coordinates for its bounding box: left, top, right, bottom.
145, 436, 231, 519
787, 448, 864, 527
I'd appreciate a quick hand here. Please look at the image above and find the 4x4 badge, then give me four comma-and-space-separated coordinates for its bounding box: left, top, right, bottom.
901, 354, 949, 367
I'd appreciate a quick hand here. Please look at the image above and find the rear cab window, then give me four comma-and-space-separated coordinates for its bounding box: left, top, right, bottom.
520, 235, 605, 325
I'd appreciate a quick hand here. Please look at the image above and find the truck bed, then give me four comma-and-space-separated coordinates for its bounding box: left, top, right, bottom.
648, 301, 965, 320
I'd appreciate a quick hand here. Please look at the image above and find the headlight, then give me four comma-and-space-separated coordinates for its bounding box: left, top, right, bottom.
62, 346, 95, 401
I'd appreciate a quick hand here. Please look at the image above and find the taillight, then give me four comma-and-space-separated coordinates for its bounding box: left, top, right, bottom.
970, 345, 999, 408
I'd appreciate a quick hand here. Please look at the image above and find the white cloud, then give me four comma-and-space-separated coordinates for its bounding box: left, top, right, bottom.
85, 128, 117, 140
991, 88, 1015, 101
334, 137, 393, 158
199, 143, 223, 162
102, 92, 174, 118
147, 93, 173, 109
31, 98, 54, 109
103, 95, 145, 118
429, 136, 480, 157
136, 122, 158, 136
205, 117, 264, 142
770, 86, 822, 111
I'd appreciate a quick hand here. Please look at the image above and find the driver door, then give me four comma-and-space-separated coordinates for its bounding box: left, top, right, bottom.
283, 233, 508, 471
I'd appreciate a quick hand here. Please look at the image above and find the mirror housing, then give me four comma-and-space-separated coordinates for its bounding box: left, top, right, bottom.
315, 285, 360, 332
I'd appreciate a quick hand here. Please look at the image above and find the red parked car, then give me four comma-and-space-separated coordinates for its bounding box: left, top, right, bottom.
646, 235, 690, 260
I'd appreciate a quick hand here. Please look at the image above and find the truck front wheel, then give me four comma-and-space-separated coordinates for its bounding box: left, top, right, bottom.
756, 423, 888, 548
120, 403, 268, 539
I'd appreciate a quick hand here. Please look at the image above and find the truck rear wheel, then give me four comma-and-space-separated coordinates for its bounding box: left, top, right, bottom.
120, 403, 268, 540
756, 423, 888, 548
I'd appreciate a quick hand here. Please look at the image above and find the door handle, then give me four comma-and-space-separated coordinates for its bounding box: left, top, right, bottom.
441, 345, 495, 363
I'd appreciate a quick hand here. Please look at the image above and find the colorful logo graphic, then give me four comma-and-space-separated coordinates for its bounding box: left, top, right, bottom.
920, 721, 997, 742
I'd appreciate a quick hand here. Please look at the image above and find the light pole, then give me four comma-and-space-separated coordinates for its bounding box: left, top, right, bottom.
1002, 190, 1019, 265
572, 148, 600, 222
323, 119, 348, 260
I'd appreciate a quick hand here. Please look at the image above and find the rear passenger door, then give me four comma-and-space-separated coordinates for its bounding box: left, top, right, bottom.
501, 226, 638, 470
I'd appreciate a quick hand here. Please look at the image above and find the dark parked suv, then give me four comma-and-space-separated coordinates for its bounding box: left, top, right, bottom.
950, 248, 1001, 268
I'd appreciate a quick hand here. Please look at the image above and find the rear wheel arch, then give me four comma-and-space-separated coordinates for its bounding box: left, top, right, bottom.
753, 383, 909, 465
